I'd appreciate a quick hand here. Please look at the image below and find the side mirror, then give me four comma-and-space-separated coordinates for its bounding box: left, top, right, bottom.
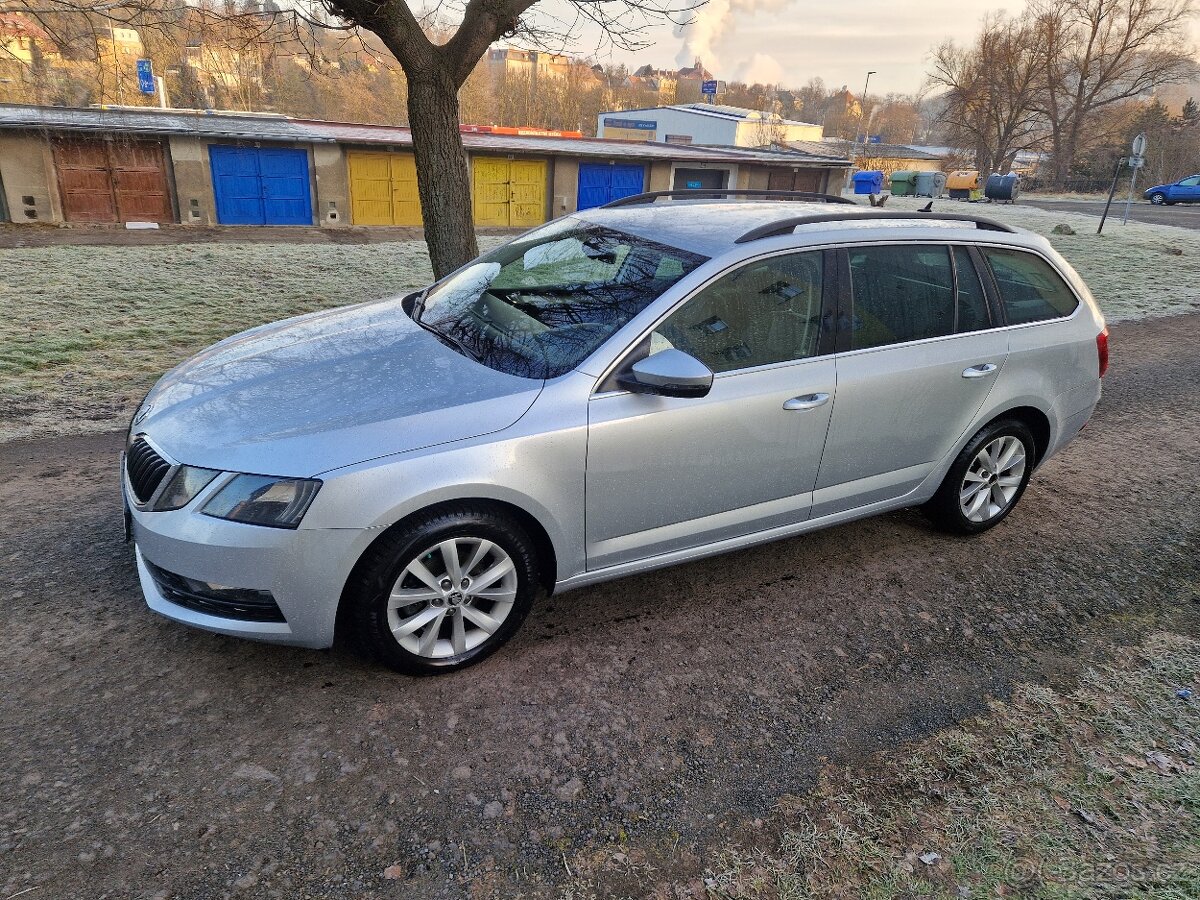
617, 349, 714, 398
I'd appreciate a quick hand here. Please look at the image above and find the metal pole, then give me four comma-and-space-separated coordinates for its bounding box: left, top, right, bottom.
155, 75, 168, 109
1097, 156, 1124, 234
848, 70, 874, 171
1122, 162, 1140, 225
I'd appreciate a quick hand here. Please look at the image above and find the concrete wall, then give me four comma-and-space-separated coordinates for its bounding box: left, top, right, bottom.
312, 143, 348, 227
167, 135, 217, 225
549, 155, 578, 218
0, 132, 59, 223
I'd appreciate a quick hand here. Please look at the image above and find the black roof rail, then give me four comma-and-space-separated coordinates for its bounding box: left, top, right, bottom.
734, 210, 1017, 243
601, 189, 856, 209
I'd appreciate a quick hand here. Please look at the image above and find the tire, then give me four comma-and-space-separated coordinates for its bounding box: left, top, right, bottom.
923, 419, 1036, 535
347, 503, 541, 675
1149, 192, 1167, 205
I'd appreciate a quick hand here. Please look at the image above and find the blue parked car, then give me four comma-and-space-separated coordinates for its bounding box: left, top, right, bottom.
1143, 174, 1200, 205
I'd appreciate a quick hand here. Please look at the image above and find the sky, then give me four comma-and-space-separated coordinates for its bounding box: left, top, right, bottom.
541, 0, 1200, 97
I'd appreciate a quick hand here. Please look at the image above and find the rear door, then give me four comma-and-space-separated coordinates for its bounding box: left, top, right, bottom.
813, 243, 1008, 516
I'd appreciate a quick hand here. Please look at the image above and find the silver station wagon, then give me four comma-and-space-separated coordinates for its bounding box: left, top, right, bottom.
124, 192, 1109, 673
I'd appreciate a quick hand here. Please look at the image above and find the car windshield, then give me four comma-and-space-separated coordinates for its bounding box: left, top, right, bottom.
413, 218, 709, 379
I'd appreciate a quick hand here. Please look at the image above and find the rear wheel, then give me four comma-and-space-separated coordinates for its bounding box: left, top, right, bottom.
348, 504, 541, 674
924, 419, 1035, 535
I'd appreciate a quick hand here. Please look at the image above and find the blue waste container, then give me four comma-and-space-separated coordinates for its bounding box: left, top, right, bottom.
984, 173, 1021, 202
853, 170, 885, 195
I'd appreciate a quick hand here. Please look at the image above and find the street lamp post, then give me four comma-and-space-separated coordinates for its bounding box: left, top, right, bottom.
849, 70, 875, 173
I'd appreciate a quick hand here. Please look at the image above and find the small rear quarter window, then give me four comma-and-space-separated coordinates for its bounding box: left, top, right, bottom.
982, 248, 1079, 325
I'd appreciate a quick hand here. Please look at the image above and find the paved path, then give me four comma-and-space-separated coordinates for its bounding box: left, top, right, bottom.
2, 314, 1198, 898
1023, 198, 1200, 230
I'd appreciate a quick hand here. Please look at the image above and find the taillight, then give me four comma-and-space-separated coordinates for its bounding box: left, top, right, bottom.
1096, 327, 1110, 378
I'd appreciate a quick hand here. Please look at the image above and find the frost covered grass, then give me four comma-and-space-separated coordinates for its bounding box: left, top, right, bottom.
0, 237, 503, 442
684, 630, 1200, 900
0, 203, 1197, 441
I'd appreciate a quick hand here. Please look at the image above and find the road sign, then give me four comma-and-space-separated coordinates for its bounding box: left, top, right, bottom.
1131, 132, 1147, 157
1128, 155, 1145, 169
701, 80, 718, 96
136, 59, 155, 95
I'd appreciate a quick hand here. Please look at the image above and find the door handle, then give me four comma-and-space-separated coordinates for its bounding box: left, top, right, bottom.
962, 363, 999, 378
783, 393, 830, 411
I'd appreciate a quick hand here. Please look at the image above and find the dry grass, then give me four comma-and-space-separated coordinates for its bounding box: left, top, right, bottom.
685, 631, 1199, 899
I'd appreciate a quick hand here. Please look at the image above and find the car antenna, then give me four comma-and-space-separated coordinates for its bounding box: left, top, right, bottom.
919, 201, 934, 213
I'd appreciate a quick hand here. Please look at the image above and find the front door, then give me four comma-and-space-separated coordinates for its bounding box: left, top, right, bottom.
1177, 175, 1200, 201
586, 250, 836, 569
813, 243, 1009, 516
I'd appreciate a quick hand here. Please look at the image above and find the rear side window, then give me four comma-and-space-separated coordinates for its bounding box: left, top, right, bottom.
982, 248, 1079, 325
848, 245, 954, 349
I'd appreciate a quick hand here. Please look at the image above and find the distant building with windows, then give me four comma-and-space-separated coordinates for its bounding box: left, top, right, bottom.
487, 48, 570, 82
597, 103, 823, 147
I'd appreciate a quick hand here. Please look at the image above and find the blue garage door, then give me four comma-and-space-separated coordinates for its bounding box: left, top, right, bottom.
577, 163, 645, 210
210, 146, 312, 225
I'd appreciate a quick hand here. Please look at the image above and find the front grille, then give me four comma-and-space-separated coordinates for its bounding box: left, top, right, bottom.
126, 438, 171, 504
145, 559, 286, 623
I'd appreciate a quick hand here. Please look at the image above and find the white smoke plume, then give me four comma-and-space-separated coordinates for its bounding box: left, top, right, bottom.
674, 0, 791, 81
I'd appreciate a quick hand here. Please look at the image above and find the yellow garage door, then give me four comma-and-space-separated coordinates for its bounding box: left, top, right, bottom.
472, 157, 547, 227
348, 151, 421, 226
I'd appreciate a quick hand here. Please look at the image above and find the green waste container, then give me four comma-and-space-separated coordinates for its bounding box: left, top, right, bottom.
889, 170, 917, 196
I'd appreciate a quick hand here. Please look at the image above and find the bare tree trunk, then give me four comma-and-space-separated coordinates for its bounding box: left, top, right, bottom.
407, 71, 479, 280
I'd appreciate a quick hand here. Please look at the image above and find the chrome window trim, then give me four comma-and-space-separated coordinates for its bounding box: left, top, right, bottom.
589, 237, 1087, 397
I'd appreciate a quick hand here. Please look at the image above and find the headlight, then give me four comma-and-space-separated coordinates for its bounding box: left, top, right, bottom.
153, 465, 220, 511
201, 475, 322, 529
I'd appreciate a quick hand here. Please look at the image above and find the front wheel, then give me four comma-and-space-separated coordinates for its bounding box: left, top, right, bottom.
923, 419, 1035, 535
1149, 192, 1167, 205
347, 504, 541, 674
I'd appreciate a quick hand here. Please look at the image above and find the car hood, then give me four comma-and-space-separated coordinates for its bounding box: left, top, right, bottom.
135, 298, 544, 477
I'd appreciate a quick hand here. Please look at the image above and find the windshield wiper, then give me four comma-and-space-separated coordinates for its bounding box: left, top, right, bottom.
414, 317, 484, 363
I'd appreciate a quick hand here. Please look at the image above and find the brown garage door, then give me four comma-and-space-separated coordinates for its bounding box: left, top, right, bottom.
53, 138, 173, 224
768, 169, 825, 194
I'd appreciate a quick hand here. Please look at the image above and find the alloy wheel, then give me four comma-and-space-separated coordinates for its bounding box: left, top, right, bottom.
386, 537, 518, 659
1150, 192, 1166, 205
959, 435, 1026, 523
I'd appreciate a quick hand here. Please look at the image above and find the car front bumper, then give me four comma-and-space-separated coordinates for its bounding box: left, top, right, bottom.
126, 477, 374, 649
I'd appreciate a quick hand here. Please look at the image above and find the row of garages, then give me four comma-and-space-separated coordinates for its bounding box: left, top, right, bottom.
0, 105, 852, 229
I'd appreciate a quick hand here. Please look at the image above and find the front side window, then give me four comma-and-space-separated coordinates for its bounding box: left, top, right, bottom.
982, 247, 1078, 325
414, 219, 708, 378
848, 245, 955, 349
649, 251, 825, 374
1179, 176, 1200, 186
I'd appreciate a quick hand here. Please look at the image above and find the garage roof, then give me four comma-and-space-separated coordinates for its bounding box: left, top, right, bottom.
0, 103, 849, 168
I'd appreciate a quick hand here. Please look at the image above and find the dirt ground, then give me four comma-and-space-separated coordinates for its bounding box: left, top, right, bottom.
1, 314, 1198, 899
